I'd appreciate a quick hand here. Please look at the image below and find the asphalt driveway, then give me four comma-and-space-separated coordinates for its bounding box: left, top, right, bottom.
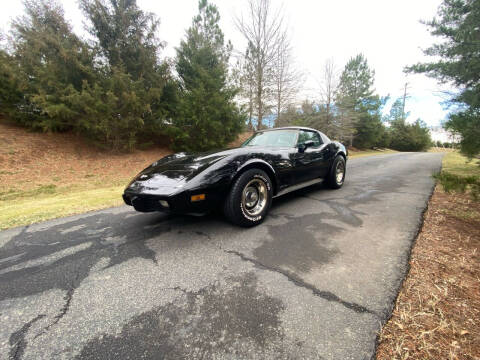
0, 152, 443, 360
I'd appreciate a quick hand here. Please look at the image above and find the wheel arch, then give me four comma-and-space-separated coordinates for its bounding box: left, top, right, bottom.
338, 150, 347, 161
231, 160, 278, 195
328, 150, 347, 174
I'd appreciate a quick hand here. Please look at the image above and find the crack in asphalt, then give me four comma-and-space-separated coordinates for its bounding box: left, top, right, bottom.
225, 249, 379, 317
34, 287, 75, 340
53, 288, 75, 326
9, 314, 45, 360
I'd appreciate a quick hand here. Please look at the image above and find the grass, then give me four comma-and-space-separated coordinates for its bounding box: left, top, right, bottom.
0, 121, 170, 230
434, 151, 480, 200
0, 184, 125, 230
441, 150, 480, 177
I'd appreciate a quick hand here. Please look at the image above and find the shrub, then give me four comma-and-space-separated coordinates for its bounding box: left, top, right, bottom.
389, 119, 432, 151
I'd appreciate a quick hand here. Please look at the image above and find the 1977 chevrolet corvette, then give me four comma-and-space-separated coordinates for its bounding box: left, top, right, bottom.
123, 127, 348, 227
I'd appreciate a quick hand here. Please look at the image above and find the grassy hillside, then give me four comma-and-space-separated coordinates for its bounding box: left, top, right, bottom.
0, 122, 171, 229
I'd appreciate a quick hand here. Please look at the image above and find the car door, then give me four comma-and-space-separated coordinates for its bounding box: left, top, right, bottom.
293, 130, 331, 183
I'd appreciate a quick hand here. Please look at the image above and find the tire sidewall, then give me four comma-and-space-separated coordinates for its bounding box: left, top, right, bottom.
232, 170, 272, 226
331, 156, 346, 188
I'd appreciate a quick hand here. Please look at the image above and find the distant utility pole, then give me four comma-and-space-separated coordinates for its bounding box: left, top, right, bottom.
401, 82, 410, 121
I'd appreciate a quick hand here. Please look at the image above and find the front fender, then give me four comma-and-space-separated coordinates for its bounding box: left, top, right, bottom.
231, 158, 279, 194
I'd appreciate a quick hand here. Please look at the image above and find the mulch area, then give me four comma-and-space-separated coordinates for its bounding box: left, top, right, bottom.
376, 187, 480, 359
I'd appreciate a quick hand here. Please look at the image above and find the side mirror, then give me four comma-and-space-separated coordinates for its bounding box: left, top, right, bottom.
298, 140, 315, 153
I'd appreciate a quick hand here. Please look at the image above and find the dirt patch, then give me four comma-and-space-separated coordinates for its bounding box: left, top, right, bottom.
376, 187, 480, 359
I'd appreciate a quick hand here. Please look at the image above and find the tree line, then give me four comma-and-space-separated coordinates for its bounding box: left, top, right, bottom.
0, 0, 243, 151
0, 0, 454, 153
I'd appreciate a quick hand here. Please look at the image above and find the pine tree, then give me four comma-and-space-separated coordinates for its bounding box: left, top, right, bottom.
79, 0, 175, 150
172, 0, 244, 151
407, 0, 480, 157
336, 54, 386, 148
388, 98, 410, 122
8, 0, 94, 131
390, 119, 432, 151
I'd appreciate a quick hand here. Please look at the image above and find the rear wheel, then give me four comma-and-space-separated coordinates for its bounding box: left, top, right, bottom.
327, 156, 346, 189
224, 169, 273, 227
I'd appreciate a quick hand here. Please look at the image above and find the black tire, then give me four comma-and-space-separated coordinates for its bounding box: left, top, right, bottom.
327, 156, 346, 189
224, 169, 273, 227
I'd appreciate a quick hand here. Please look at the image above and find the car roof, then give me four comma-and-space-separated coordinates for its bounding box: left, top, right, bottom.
255, 126, 331, 143
257, 126, 318, 133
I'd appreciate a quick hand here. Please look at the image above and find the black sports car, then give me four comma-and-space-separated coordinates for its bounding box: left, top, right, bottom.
123, 127, 347, 227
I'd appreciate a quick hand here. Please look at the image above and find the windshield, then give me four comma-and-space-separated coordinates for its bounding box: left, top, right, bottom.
242, 130, 297, 148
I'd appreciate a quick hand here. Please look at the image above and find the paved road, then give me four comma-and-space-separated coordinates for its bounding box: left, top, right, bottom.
0, 152, 443, 360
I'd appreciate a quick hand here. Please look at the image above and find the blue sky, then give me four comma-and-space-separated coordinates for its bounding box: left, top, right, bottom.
0, 0, 454, 126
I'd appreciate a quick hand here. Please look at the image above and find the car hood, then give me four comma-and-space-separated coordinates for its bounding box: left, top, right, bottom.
126, 146, 290, 194
126, 147, 246, 192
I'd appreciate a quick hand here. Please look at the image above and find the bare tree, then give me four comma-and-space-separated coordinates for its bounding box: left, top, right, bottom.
318, 59, 338, 135
235, 0, 284, 129
236, 43, 256, 130
335, 97, 358, 145
272, 33, 303, 127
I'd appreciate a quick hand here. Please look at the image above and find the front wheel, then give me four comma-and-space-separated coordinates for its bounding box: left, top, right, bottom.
224, 169, 273, 227
327, 156, 346, 189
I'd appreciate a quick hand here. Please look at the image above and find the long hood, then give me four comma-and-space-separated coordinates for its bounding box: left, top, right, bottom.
126, 148, 247, 193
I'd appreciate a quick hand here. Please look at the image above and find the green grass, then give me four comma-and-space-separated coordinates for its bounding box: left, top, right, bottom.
0, 183, 125, 230
434, 151, 480, 200
441, 151, 480, 177
0, 184, 57, 201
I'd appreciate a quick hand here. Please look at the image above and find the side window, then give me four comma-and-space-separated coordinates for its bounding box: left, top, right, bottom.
297, 130, 322, 147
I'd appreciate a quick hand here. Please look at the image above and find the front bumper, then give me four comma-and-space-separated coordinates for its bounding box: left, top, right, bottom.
123, 187, 226, 215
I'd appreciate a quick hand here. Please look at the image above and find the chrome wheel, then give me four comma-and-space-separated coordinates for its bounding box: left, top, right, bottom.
241, 178, 267, 216
335, 161, 345, 184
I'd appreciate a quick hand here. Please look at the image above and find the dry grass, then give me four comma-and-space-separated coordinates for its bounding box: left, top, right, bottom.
0, 122, 171, 193
376, 188, 480, 359
348, 148, 399, 158
0, 122, 171, 229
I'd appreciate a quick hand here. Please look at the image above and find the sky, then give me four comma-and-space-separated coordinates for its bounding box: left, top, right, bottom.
0, 0, 453, 126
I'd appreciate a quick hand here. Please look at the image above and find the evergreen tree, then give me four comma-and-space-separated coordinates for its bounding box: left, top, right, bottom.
337, 54, 374, 110
172, 0, 244, 151
336, 54, 386, 148
390, 118, 432, 151
79, 0, 175, 150
407, 0, 480, 157
354, 96, 386, 149
0, 49, 24, 119
388, 97, 410, 122
7, 0, 94, 131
